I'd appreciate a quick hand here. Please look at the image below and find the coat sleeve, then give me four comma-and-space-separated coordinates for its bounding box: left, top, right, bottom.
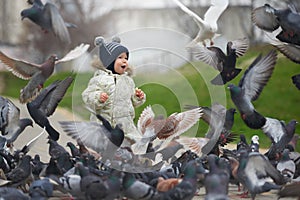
82, 73, 106, 110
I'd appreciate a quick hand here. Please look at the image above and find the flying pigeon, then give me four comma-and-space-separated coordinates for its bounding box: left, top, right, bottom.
0, 43, 89, 103
59, 115, 125, 163
252, 2, 300, 46
252, 2, 300, 63
27, 76, 73, 141
237, 150, 286, 199
172, 0, 229, 47
292, 74, 300, 89
263, 118, 297, 160
21, 0, 75, 44
189, 37, 249, 85
185, 103, 236, 155
132, 105, 203, 154
0, 96, 33, 142
228, 50, 277, 129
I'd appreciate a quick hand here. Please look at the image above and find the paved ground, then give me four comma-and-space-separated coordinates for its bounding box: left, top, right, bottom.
7, 98, 297, 199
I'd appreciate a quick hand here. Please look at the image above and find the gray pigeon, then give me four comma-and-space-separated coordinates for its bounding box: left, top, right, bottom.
252, 2, 300, 63
185, 103, 236, 155
0, 43, 89, 103
237, 150, 286, 199
122, 172, 160, 200
276, 149, 296, 181
0, 96, 33, 144
0, 187, 30, 199
6, 155, 33, 189
189, 37, 249, 85
29, 178, 54, 200
21, 0, 74, 44
262, 118, 297, 160
27, 76, 73, 141
204, 154, 230, 200
228, 50, 277, 129
59, 117, 124, 163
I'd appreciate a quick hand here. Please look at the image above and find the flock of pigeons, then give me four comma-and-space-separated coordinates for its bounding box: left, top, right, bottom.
0, 0, 299, 199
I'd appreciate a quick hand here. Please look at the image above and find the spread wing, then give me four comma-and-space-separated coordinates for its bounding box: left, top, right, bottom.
137, 105, 155, 135
44, 2, 71, 44
59, 121, 110, 153
56, 43, 90, 64
0, 51, 40, 80
239, 50, 277, 101
230, 37, 249, 58
204, 0, 229, 29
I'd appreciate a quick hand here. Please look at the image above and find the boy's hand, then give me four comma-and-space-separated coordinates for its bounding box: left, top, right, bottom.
135, 88, 145, 99
100, 92, 108, 103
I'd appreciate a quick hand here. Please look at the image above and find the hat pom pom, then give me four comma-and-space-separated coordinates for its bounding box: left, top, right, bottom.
94, 36, 105, 46
112, 36, 121, 43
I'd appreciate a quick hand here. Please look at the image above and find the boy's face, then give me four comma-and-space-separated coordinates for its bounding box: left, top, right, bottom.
114, 52, 128, 74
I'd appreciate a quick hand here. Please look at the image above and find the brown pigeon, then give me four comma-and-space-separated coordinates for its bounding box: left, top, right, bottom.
0, 43, 89, 103
131, 105, 203, 154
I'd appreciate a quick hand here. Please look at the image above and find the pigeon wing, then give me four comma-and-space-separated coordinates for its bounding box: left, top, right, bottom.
189, 46, 224, 71
262, 117, 285, 143
0, 51, 40, 80
56, 43, 90, 64
203, 0, 229, 30
239, 50, 277, 101
137, 105, 155, 135
230, 37, 249, 58
251, 5, 280, 32
172, 0, 205, 26
39, 77, 73, 116
44, 2, 71, 44
59, 121, 110, 153
5, 99, 21, 134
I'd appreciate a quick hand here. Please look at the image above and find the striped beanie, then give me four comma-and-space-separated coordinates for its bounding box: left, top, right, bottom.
94, 36, 129, 68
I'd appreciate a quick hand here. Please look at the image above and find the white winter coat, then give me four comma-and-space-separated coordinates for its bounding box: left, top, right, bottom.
82, 67, 146, 140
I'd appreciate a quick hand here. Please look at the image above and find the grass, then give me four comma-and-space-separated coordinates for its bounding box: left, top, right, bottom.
0, 45, 299, 151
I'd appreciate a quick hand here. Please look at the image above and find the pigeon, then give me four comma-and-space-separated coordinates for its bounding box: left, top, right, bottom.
66, 141, 81, 158
6, 155, 33, 189
237, 150, 286, 199
172, 0, 229, 47
27, 76, 73, 141
122, 172, 160, 200
185, 103, 236, 155
29, 178, 54, 200
262, 118, 297, 160
252, 2, 300, 46
59, 116, 125, 163
0, 96, 33, 142
175, 136, 209, 158
0, 187, 30, 199
0, 43, 89, 103
252, 2, 300, 64
237, 134, 251, 153
228, 50, 277, 129
132, 105, 203, 154
160, 159, 206, 200
21, 0, 75, 44
204, 154, 230, 200
250, 135, 259, 152
278, 181, 300, 199
276, 149, 296, 181
189, 37, 249, 85
156, 177, 182, 192
292, 73, 300, 89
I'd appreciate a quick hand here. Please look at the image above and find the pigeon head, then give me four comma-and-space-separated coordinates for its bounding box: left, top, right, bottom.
227, 84, 241, 96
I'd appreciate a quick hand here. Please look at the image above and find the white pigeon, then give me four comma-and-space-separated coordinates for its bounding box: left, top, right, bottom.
172, 0, 229, 47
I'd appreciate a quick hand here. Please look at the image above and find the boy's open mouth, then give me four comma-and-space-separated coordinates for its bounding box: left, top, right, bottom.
121, 65, 126, 69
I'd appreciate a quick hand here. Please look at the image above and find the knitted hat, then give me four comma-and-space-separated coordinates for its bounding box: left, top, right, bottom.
94, 36, 129, 68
